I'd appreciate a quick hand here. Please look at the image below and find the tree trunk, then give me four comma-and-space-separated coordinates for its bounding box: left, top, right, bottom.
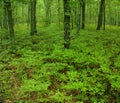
63, 0, 70, 49
43, 0, 52, 26
22, 4, 25, 23
89, 3, 92, 24
5, 0, 15, 50
96, 0, 105, 30
3, 1, 8, 39
73, 7, 77, 29
118, 11, 120, 26
81, 0, 85, 29
108, 0, 112, 25
71, 10, 74, 29
27, 3, 31, 27
103, 0, 105, 30
57, 0, 60, 29
76, 0, 81, 34
3, 1, 8, 30
30, 0, 37, 36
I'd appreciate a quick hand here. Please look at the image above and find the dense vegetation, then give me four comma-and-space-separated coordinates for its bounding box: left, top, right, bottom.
0, 0, 120, 103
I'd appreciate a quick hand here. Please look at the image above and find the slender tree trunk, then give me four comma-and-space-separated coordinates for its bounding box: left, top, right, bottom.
22, 4, 24, 23
43, 0, 52, 26
71, 10, 74, 29
3, 1, 8, 39
103, 0, 105, 30
63, 0, 70, 49
5, 0, 15, 50
74, 7, 77, 28
81, 0, 85, 29
27, 3, 30, 27
108, 0, 112, 25
89, 3, 92, 24
96, 0, 105, 30
57, 0, 60, 29
118, 11, 120, 26
46, 6, 50, 25
115, 7, 118, 25
30, 0, 37, 36
3, 1, 8, 30
15, 5, 18, 24
76, 0, 81, 34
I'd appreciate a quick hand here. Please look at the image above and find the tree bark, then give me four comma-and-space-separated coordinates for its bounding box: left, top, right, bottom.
3, 1, 8, 30
103, 0, 105, 30
63, 0, 70, 49
5, 0, 15, 50
30, 0, 37, 36
76, 0, 82, 34
81, 0, 85, 29
96, 0, 105, 30
3, 1, 8, 39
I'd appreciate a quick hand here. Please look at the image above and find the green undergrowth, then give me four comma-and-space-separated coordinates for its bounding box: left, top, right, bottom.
0, 24, 120, 103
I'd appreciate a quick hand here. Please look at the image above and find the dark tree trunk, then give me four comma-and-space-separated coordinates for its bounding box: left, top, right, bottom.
3, 1, 8, 39
74, 8, 77, 27
76, 0, 81, 34
96, 0, 105, 30
103, 0, 105, 30
45, 4, 50, 25
30, 0, 37, 36
118, 11, 120, 26
63, 0, 70, 49
3, 1, 8, 30
71, 10, 74, 29
5, 0, 15, 50
81, 0, 85, 29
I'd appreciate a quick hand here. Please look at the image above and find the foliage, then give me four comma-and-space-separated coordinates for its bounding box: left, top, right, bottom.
0, 24, 120, 103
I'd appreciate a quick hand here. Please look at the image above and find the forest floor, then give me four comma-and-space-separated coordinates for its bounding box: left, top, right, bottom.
0, 24, 120, 103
